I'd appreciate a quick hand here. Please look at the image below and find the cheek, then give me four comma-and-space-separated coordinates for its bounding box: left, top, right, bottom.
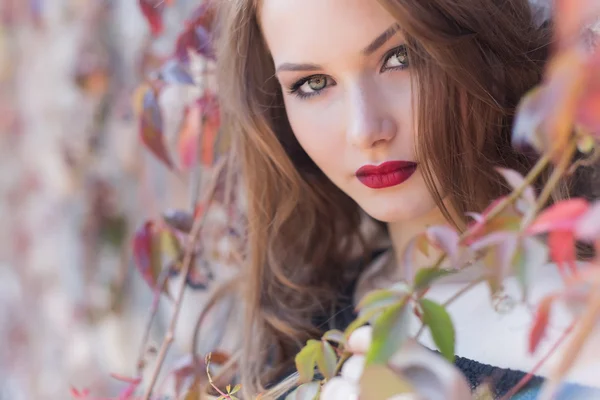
284, 100, 345, 175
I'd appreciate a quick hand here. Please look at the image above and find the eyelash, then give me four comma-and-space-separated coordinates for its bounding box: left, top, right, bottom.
287, 44, 409, 100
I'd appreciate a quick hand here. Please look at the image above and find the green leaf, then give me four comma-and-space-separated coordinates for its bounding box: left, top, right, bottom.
285, 382, 321, 400
230, 384, 241, 394
413, 266, 452, 291
322, 329, 346, 346
365, 301, 410, 365
419, 299, 455, 362
357, 289, 402, 315
295, 340, 320, 384
315, 341, 337, 380
359, 365, 413, 399
344, 307, 380, 339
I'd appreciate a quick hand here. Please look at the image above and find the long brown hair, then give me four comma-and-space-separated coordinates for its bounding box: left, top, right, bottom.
210, 0, 560, 397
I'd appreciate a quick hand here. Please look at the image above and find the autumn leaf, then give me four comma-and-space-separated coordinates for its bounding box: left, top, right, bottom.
174, 3, 216, 62
70, 387, 90, 399
139, 87, 174, 169
138, 0, 165, 36
177, 94, 221, 170
157, 59, 195, 85
528, 198, 589, 274
132, 221, 161, 291
529, 295, 556, 353
528, 198, 589, 234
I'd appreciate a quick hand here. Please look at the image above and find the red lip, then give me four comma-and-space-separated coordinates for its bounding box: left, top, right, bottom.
356, 161, 417, 189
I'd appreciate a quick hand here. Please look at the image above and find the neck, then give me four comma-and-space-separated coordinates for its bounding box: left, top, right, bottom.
387, 198, 466, 280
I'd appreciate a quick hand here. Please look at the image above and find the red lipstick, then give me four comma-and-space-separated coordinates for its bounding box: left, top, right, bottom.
356, 161, 417, 189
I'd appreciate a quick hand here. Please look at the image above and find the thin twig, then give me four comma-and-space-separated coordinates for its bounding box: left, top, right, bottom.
206, 353, 233, 399
430, 152, 552, 271
191, 278, 238, 359
141, 160, 226, 400
135, 267, 172, 375
532, 141, 577, 217
499, 320, 576, 400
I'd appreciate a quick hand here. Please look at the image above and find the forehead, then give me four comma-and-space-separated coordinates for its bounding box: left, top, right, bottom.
259, 0, 397, 65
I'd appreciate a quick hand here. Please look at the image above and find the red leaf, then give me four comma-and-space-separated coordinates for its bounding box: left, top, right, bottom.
132, 221, 162, 291
177, 104, 201, 171
174, 3, 216, 62
528, 198, 590, 235
139, 0, 165, 36
529, 296, 555, 353
177, 94, 221, 170
139, 87, 174, 169
70, 387, 90, 399
549, 230, 577, 276
110, 373, 142, 385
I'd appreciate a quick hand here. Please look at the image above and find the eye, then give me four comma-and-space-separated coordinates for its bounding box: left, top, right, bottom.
288, 74, 335, 99
381, 45, 409, 72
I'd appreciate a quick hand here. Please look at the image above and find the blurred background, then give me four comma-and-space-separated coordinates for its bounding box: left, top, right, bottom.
0, 1, 239, 398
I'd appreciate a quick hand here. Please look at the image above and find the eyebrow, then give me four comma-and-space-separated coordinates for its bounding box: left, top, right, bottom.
275, 23, 400, 73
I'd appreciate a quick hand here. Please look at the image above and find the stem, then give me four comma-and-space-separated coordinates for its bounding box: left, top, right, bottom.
499, 320, 576, 400
430, 152, 552, 270
135, 267, 171, 375
141, 160, 226, 400
206, 353, 233, 400
532, 141, 577, 217
332, 352, 352, 378
538, 283, 600, 400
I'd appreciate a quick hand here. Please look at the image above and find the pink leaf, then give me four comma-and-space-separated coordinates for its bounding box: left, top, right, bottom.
70, 387, 90, 399
549, 230, 578, 275
177, 94, 221, 170
139, 87, 174, 169
138, 0, 165, 36
529, 296, 554, 353
426, 226, 459, 258
575, 201, 600, 241
174, 3, 216, 62
495, 167, 536, 205
528, 198, 589, 235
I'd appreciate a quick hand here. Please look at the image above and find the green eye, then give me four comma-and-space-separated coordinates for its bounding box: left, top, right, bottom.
307, 76, 327, 91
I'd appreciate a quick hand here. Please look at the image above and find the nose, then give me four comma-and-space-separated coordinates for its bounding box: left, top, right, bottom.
346, 81, 398, 149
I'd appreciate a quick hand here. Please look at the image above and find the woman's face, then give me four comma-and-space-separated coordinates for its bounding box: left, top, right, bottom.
260, 0, 438, 222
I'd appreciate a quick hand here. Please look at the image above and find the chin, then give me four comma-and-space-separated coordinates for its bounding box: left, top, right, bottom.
355, 182, 439, 223
360, 198, 436, 223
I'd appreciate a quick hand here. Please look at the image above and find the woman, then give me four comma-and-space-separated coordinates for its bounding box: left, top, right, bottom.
208, 0, 599, 398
